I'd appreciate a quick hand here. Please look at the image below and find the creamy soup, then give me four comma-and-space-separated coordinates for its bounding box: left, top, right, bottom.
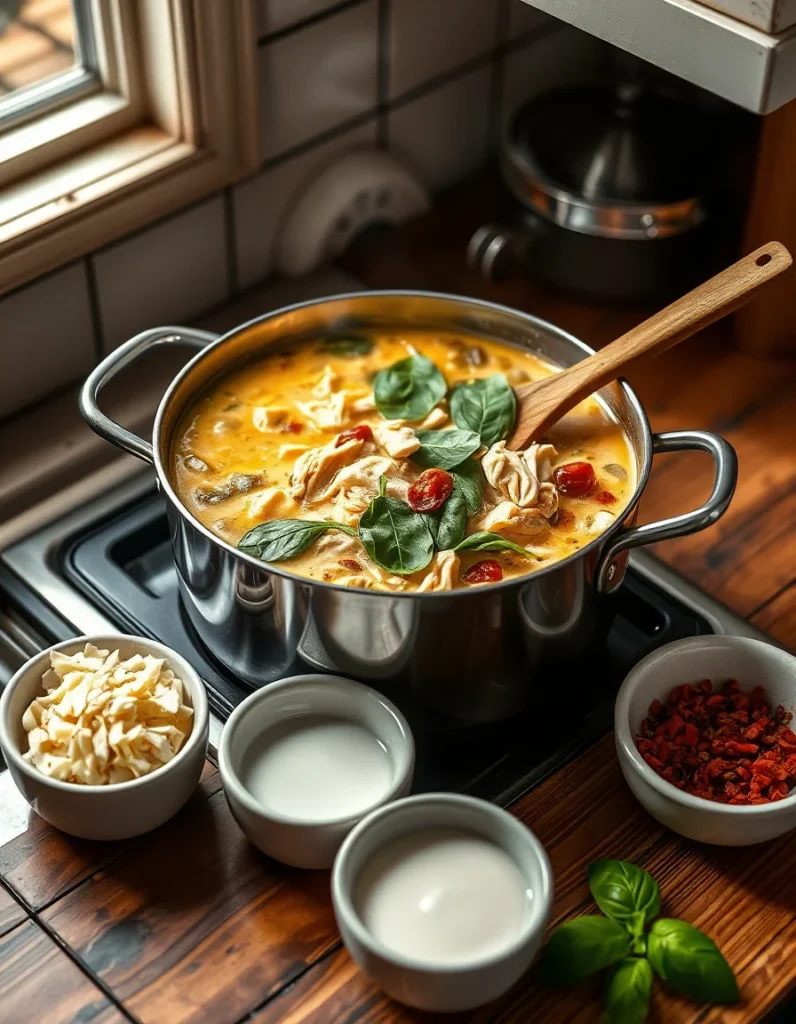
172, 331, 635, 592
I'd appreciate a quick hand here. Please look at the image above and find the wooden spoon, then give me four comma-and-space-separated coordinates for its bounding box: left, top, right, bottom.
507, 241, 793, 450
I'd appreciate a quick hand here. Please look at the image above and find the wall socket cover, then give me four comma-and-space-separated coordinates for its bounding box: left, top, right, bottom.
274, 149, 431, 277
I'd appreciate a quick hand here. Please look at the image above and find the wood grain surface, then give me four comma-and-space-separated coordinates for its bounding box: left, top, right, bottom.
0, 883, 26, 939
1, 174, 796, 1024
0, 918, 127, 1024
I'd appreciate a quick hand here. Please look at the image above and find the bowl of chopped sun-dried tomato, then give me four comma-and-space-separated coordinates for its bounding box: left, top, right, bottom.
615, 635, 796, 845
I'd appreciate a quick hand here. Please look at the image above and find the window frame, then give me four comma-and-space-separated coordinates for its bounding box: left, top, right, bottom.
0, 0, 259, 296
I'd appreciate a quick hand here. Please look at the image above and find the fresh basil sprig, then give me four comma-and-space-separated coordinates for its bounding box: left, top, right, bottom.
537, 859, 738, 1021
316, 333, 373, 356
451, 457, 483, 515
454, 531, 531, 558
427, 482, 467, 551
647, 920, 739, 1003
238, 519, 356, 562
412, 429, 481, 470
589, 859, 660, 940
373, 353, 447, 421
538, 916, 631, 985
450, 373, 516, 446
605, 958, 654, 1024
358, 477, 434, 574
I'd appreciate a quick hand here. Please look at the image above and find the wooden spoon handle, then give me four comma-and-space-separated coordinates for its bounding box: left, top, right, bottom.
517, 241, 792, 437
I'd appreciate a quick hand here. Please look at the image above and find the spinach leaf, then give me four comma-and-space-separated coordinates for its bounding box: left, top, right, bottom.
358, 478, 434, 574
538, 916, 631, 986
589, 860, 661, 936
647, 920, 738, 1003
604, 958, 654, 1024
454, 531, 531, 558
373, 353, 447, 421
316, 333, 373, 357
238, 519, 356, 562
452, 457, 483, 515
427, 482, 467, 551
412, 429, 481, 470
450, 373, 516, 446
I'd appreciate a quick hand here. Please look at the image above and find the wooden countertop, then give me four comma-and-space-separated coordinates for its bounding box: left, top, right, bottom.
2, 175, 796, 1024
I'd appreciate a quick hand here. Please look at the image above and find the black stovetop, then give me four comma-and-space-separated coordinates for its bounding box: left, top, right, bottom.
40, 489, 713, 807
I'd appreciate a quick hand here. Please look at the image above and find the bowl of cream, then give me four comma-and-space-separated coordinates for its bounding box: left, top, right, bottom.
332, 793, 553, 1013
218, 674, 414, 868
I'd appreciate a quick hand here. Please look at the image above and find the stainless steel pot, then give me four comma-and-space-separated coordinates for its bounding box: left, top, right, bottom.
80, 293, 737, 723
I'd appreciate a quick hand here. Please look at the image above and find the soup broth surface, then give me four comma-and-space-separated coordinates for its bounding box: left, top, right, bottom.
173, 330, 635, 592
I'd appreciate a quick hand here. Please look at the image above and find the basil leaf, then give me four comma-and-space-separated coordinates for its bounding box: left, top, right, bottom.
238, 519, 356, 562
374, 353, 447, 421
317, 333, 373, 357
647, 920, 739, 1003
452, 457, 483, 515
427, 482, 467, 551
450, 373, 516, 446
412, 429, 481, 471
589, 860, 661, 934
538, 916, 631, 986
359, 479, 434, 574
604, 958, 654, 1024
454, 531, 531, 558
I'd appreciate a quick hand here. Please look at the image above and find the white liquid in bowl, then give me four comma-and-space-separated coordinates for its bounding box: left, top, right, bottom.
240, 715, 393, 821
356, 829, 532, 965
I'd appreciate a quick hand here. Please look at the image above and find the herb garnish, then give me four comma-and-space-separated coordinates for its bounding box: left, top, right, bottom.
538, 859, 738, 1020
454, 531, 532, 558
427, 482, 468, 550
316, 333, 374, 356
238, 519, 356, 562
358, 477, 434, 574
412, 428, 481, 470
373, 353, 447, 421
451, 457, 483, 515
450, 373, 516, 446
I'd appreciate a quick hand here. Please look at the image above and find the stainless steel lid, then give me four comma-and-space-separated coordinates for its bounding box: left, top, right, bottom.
503, 83, 708, 241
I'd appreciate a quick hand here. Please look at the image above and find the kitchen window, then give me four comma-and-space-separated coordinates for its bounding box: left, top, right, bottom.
0, 0, 259, 295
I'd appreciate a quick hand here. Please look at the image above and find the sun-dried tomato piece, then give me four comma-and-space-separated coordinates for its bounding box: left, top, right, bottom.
553, 508, 576, 530
553, 461, 596, 497
339, 559, 362, 572
595, 489, 617, 505
463, 559, 503, 584
407, 468, 454, 513
335, 424, 373, 447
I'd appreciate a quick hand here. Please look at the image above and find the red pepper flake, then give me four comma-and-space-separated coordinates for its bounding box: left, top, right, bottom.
335, 424, 373, 447
635, 679, 796, 805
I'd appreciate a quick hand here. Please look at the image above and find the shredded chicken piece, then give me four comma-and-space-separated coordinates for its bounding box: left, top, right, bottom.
477, 501, 550, 538
372, 421, 420, 459
295, 392, 347, 430
245, 487, 295, 522
315, 531, 363, 558
417, 550, 460, 592
252, 407, 289, 431
418, 406, 449, 429
350, 394, 376, 414
290, 437, 366, 501
314, 365, 339, 398
482, 441, 558, 515
278, 443, 310, 459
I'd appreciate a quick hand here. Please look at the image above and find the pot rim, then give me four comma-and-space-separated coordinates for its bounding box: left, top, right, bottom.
151, 289, 653, 600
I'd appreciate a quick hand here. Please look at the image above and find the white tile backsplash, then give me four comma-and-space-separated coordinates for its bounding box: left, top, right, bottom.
0, 262, 95, 420
502, 24, 601, 130
234, 120, 378, 289
390, 65, 492, 192
94, 197, 228, 352
389, 0, 497, 99
258, 0, 378, 162
256, 0, 343, 38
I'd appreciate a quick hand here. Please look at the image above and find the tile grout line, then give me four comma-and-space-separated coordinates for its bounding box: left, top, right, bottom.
0, 876, 140, 1023
84, 254, 105, 362
257, 0, 368, 46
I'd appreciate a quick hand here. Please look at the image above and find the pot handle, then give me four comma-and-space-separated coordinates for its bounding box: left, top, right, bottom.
594, 429, 737, 594
79, 326, 219, 465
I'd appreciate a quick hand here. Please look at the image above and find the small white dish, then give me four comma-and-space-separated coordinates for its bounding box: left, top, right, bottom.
616, 634, 796, 846
332, 792, 552, 1013
0, 634, 209, 841
218, 674, 414, 869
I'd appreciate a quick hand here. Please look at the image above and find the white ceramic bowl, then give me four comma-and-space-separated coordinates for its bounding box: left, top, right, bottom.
332, 793, 552, 1013
218, 674, 414, 869
0, 634, 209, 840
616, 635, 796, 846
